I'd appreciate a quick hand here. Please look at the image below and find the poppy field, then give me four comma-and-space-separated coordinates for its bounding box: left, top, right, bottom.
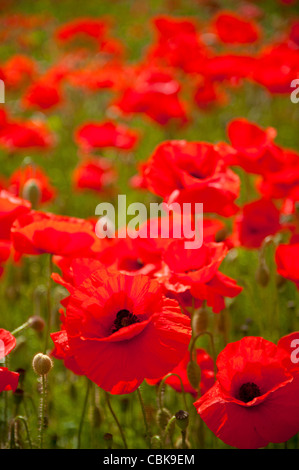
1, 0, 299, 451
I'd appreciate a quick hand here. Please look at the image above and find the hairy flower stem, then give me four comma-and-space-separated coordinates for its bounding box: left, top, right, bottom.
43, 255, 53, 354
38, 375, 47, 449
11, 321, 31, 336
77, 379, 91, 449
137, 387, 151, 448
14, 416, 32, 449
189, 330, 217, 379
158, 373, 188, 411
105, 391, 128, 449
163, 416, 176, 447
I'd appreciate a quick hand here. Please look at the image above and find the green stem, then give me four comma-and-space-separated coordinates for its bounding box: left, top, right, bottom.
44, 255, 53, 354
14, 416, 32, 449
11, 321, 31, 336
137, 387, 151, 448
189, 331, 217, 378
105, 392, 128, 449
163, 416, 176, 447
77, 379, 91, 449
158, 373, 188, 411
38, 375, 46, 449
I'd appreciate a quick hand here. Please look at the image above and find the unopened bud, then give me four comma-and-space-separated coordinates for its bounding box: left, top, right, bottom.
192, 307, 208, 334
22, 179, 41, 208
28, 315, 45, 332
175, 410, 189, 431
32, 353, 53, 376
255, 259, 270, 287
187, 360, 201, 390
156, 407, 172, 431
215, 227, 228, 243
151, 435, 162, 449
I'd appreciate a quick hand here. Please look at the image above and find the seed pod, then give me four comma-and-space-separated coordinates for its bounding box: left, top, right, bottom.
32, 353, 53, 376
175, 410, 189, 431
187, 360, 201, 390
28, 315, 45, 332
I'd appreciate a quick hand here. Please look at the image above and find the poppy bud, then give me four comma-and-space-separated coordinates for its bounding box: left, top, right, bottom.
156, 407, 172, 431
255, 259, 270, 287
192, 306, 209, 334
187, 360, 201, 390
104, 433, 113, 449
13, 388, 24, 406
22, 178, 41, 208
151, 435, 162, 449
175, 410, 189, 431
215, 227, 228, 243
28, 315, 45, 332
32, 353, 53, 376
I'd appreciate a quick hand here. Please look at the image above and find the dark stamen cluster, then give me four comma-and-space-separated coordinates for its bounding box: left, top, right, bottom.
112, 309, 140, 333
239, 382, 261, 403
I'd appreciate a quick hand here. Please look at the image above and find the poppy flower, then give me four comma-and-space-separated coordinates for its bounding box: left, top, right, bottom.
149, 16, 210, 74
2, 54, 37, 89
0, 190, 31, 240
194, 336, 299, 448
0, 329, 19, 393
51, 268, 191, 394
160, 239, 242, 313
233, 199, 281, 249
0, 108, 53, 151
227, 118, 285, 175
275, 242, 299, 289
213, 12, 260, 44
252, 43, 299, 94
111, 66, 188, 126
22, 79, 63, 111
55, 18, 108, 43
204, 54, 257, 82
73, 157, 117, 193
142, 140, 240, 217
9, 165, 56, 204
75, 121, 138, 152
11, 211, 100, 257
147, 348, 215, 397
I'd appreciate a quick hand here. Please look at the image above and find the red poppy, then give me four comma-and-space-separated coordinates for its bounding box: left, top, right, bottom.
55, 18, 108, 43
111, 66, 188, 126
275, 242, 299, 289
0, 190, 31, 240
0, 108, 54, 151
142, 140, 240, 217
2, 54, 37, 89
148, 16, 210, 74
51, 268, 191, 394
0, 329, 19, 393
73, 157, 117, 193
194, 336, 299, 448
22, 80, 63, 111
233, 199, 281, 249
227, 118, 284, 175
204, 54, 257, 82
75, 121, 138, 152
160, 239, 242, 313
252, 43, 299, 94
11, 211, 99, 257
9, 165, 56, 204
147, 348, 215, 397
213, 12, 260, 44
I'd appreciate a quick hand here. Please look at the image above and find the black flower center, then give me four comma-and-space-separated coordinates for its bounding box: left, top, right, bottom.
112, 309, 140, 333
239, 382, 261, 403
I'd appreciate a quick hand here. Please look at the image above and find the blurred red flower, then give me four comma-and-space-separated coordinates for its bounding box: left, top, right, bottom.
276, 242, 299, 289
73, 157, 117, 193
11, 211, 99, 257
75, 121, 138, 151
233, 198, 281, 249
142, 140, 240, 217
213, 11, 260, 44
194, 336, 299, 448
9, 164, 56, 204
0, 328, 19, 392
